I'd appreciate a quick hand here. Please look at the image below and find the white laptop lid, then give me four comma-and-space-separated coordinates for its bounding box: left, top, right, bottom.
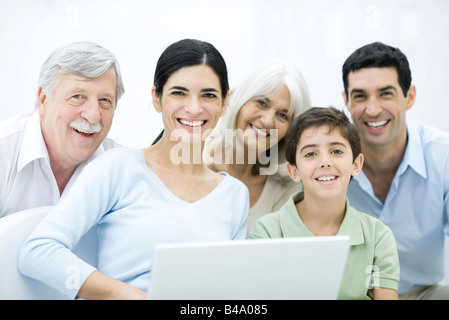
147, 236, 350, 300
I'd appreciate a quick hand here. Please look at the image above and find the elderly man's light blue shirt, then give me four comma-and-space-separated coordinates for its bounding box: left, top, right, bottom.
347, 121, 449, 294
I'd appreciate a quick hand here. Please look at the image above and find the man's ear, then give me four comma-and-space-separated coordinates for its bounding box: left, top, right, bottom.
286, 162, 302, 183
405, 84, 416, 111
152, 86, 162, 113
351, 153, 364, 178
37, 87, 47, 116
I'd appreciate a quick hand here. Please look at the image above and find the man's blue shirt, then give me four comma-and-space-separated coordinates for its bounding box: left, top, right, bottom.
348, 121, 449, 294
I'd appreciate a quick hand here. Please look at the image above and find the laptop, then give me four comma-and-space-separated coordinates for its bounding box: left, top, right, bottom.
147, 236, 350, 300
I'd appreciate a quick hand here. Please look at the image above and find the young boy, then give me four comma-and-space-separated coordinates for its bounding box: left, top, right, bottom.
248, 107, 399, 300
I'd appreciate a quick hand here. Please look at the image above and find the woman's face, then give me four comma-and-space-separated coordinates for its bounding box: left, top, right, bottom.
152, 64, 227, 145
235, 85, 292, 154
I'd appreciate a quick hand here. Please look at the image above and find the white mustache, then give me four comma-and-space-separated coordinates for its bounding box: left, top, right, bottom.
70, 119, 102, 134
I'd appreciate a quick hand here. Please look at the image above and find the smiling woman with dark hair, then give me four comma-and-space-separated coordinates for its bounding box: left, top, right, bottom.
19, 39, 248, 300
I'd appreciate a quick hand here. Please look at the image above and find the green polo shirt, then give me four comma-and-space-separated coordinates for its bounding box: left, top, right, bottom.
248, 192, 399, 300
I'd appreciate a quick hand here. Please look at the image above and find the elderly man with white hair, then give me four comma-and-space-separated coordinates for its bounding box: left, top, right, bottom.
0, 41, 125, 217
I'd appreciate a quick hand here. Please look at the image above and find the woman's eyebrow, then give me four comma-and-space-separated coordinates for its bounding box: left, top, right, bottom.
169, 86, 219, 93
169, 86, 188, 91
201, 88, 220, 93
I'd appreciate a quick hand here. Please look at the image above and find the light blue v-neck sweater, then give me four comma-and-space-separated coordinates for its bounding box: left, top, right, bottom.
19, 147, 249, 299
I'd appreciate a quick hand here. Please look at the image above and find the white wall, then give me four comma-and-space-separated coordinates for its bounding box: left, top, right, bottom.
0, 0, 448, 148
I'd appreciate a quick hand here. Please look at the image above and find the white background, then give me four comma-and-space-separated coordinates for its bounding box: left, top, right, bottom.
0, 0, 448, 148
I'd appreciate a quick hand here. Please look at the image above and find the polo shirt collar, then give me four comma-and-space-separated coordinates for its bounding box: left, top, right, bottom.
338, 201, 365, 245
279, 192, 364, 246
17, 111, 50, 171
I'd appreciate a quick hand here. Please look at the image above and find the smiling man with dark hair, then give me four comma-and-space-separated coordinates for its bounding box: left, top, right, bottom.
342, 42, 449, 299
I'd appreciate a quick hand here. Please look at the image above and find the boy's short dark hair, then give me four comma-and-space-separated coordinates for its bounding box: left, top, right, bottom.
342, 42, 412, 98
285, 107, 361, 167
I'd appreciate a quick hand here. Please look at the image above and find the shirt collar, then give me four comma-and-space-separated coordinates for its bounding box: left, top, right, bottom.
352, 121, 427, 186
17, 111, 109, 173
279, 192, 364, 246
17, 111, 50, 171
401, 122, 427, 179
